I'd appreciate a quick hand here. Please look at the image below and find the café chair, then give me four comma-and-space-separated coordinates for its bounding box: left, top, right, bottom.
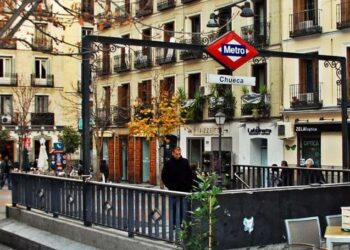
325, 214, 341, 226
284, 216, 327, 250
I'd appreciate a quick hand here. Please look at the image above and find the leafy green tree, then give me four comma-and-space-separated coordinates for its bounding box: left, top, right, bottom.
59, 126, 81, 169
0, 129, 10, 154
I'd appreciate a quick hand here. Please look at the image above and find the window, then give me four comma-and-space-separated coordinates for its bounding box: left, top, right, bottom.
35, 95, 49, 113
82, 27, 93, 37
0, 57, 12, 78
218, 7, 232, 37
160, 76, 175, 96
253, 0, 267, 36
81, 0, 94, 22
118, 83, 130, 108
251, 63, 267, 93
35, 58, 49, 79
0, 95, 12, 114
299, 53, 318, 94
188, 73, 201, 99
103, 86, 111, 112
102, 44, 110, 74
190, 15, 201, 43
34, 23, 48, 42
138, 80, 152, 106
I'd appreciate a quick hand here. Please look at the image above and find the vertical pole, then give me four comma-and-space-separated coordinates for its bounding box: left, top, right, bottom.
341, 58, 349, 171
82, 36, 92, 226
218, 126, 222, 187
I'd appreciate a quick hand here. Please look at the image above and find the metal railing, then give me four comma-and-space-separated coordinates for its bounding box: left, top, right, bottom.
289, 83, 323, 109
241, 20, 270, 48
157, 0, 175, 11
31, 112, 55, 125
11, 173, 189, 243
134, 49, 153, 69
289, 9, 322, 37
135, 1, 153, 17
31, 74, 54, 87
0, 73, 17, 86
155, 47, 176, 65
113, 54, 131, 73
111, 106, 131, 126
229, 164, 350, 189
32, 37, 53, 51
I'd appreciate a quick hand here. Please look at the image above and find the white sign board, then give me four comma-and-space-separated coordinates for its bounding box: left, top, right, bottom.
206, 74, 256, 86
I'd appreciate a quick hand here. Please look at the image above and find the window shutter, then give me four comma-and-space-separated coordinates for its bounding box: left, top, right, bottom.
146, 80, 152, 105
118, 86, 123, 106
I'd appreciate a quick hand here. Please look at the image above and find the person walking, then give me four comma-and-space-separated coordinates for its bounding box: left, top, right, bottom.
301, 158, 326, 185
3, 155, 12, 189
0, 153, 6, 189
280, 160, 294, 186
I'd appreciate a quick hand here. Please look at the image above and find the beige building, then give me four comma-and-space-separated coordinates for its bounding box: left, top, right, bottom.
92, 0, 284, 185
280, 0, 350, 168
0, 0, 87, 164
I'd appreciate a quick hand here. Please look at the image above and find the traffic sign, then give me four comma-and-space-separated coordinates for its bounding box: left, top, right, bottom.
206, 31, 259, 71
207, 74, 256, 86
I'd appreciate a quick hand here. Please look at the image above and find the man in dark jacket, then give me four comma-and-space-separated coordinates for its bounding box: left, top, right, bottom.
161, 147, 193, 192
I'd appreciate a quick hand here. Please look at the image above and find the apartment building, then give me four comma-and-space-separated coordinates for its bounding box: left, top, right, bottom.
280, 0, 350, 168
0, 0, 86, 163
91, 0, 284, 185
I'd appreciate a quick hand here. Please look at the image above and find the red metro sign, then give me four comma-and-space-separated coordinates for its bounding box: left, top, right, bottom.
206, 31, 259, 71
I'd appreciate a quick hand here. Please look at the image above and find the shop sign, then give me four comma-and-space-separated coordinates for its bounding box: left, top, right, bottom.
247, 126, 272, 135
193, 127, 220, 135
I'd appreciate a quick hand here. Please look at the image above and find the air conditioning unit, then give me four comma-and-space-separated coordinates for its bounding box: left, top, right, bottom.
277, 121, 295, 139
1, 114, 12, 124
199, 86, 211, 96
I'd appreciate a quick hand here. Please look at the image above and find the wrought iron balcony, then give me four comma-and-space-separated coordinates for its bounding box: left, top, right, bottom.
179, 36, 202, 61
241, 21, 270, 48
32, 37, 53, 52
336, 79, 350, 105
181, 0, 198, 3
290, 83, 323, 109
208, 96, 235, 119
111, 106, 130, 126
134, 49, 153, 69
289, 9, 322, 38
95, 108, 111, 126
155, 48, 176, 65
157, 0, 175, 11
0, 73, 17, 86
241, 93, 271, 118
0, 39, 16, 49
31, 74, 54, 87
336, 1, 350, 29
95, 59, 111, 76
31, 112, 54, 125
135, 1, 153, 17
114, 54, 131, 73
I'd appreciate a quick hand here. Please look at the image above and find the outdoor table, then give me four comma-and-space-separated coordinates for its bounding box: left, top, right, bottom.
324, 226, 350, 249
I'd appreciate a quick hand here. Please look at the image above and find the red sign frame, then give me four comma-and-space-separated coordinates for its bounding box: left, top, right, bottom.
205, 31, 259, 71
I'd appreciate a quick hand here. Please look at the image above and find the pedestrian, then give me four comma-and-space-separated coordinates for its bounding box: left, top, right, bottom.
3, 155, 12, 189
280, 160, 294, 186
300, 158, 326, 185
0, 153, 5, 189
100, 160, 109, 182
161, 147, 193, 228
161, 146, 193, 192
269, 163, 282, 187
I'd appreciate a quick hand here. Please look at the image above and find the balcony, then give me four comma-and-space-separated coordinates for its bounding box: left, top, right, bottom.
114, 54, 131, 73
155, 48, 176, 65
0, 39, 16, 49
95, 108, 111, 126
111, 106, 130, 126
134, 49, 153, 69
290, 83, 323, 109
241, 21, 270, 48
0, 73, 17, 86
32, 37, 53, 52
179, 36, 202, 61
31, 112, 54, 125
336, 1, 350, 29
336, 79, 350, 106
135, 1, 153, 17
157, 0, 175, 11
31, 74, 54, 87
181, 0, 198, 3
208, 96, 235, 119
180, 95, 204, 122
289, 9, 322, 38
241, 93, 271, 118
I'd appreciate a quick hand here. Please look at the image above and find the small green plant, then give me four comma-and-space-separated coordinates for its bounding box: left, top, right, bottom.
241, 86, 249, 95
179, 173, 221, 250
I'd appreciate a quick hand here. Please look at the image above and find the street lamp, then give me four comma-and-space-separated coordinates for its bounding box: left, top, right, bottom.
215, 111, 226, 186
207, 0, 254, 28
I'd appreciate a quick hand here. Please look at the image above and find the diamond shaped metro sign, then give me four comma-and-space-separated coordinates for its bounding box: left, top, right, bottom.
206, 31, 259, 71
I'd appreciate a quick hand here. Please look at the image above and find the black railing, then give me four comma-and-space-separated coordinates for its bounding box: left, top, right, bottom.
135, 1, 153, 17
179, 36, 202, 60
337, 79, 350, 105
114, 54, 131, 73
337, 1, 350, 29
155, 48, 176, 65
31, 112, 54, 125
31, 74, 54, 87
181, 0, 197, 3
290, 83, 323, 109
0, 39, 16, 49
289, 9, 322, 37
32, 37, 53, 51
229, 164, 350, 189
0, 73, 17, 86
111, 106, 131, 126
241, 21, 270, 48
11, 173, 189, 243
95, 108, 111, 126
134, 49, 153, 69
241, 93, 271, 117
157, 0, 176, 11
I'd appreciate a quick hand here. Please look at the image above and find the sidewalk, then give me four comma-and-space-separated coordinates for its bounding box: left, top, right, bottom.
0, 185, 11, 220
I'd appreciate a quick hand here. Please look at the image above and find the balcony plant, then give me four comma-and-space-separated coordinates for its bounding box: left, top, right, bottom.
178, 88, 204, 122
209, 85, 236, 119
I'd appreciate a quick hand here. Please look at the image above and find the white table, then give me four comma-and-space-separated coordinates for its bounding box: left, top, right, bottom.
324, 226, 350, 250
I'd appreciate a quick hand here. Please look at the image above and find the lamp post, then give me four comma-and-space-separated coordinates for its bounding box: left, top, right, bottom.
215, 111, 226, 187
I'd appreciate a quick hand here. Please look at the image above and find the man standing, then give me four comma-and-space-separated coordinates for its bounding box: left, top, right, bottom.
161, 146, 193, 192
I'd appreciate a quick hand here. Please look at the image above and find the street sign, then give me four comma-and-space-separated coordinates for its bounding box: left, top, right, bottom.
207, 74, 256, 86
206, 31, 259, 71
